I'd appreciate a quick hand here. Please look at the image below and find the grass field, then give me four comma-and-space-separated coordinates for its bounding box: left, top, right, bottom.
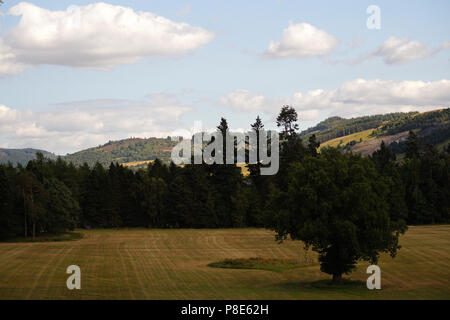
319, 129, 375, 150
121, 160, 154, 168
0, 226, 449, 300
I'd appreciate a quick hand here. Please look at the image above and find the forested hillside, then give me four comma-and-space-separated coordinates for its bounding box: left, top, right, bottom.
299, 112, 416, 143
63, 137, 177, 167
302, 108, 450, 155
376, 108, 450, 136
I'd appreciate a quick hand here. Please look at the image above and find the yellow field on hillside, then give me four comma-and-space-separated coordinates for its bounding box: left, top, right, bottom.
319, 129, 375, 150
121, 160, 154, 168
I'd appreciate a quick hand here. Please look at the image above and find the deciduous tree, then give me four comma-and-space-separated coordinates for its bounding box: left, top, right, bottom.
268, 149, 407, 284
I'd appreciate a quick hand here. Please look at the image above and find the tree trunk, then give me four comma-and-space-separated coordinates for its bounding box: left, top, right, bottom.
24, 213, 27, 238
332, 273, 343, 285
30, 187, 34, 240
256, 132, 260, 164
22, 187, 27, 238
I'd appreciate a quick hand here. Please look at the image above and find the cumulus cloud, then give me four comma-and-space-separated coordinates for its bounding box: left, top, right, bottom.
375, 37, 432, 64
0, 39, 27, 75
332, 79, 450, 107
0, 2, 214, 74
351, 36, 449, 65
219, 90, 267, 112
266, 22, 339, 58
0, 95, 192, 154
220, 79, 450, 120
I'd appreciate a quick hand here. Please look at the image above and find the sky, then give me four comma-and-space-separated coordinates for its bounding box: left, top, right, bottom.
0, 0, 449, 155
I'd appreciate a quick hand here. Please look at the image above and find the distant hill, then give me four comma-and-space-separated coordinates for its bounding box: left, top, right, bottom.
300, 112, 417, 143
0, 137, 178, 168
0, 148, 56, 166
3, 109, 449, 167
303, 108, 450, 156
63, 137, 178, 167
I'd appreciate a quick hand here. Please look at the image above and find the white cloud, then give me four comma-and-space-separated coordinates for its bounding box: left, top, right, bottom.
266, 22, 339, 58
373, 36, 433, 64
351, 36, 449, 65
0, 104, 19, 123
220, 79, 450, 120
0, 2, 214, 74
333, 79, 450, 107
0, 40, 27, 75
0, 95, 192, 154
220, 90, 267, 111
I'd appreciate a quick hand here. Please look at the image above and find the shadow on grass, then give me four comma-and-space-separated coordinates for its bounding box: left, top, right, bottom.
208, 257, 318, 273
280, 279, 367, 291
1, 232, 84, 243
269, 279, 382, 300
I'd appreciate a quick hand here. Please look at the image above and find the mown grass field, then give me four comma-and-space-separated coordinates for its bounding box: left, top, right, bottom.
0, 225, 449, 300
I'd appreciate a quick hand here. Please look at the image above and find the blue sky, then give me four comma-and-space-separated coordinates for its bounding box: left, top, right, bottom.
0, 0, 449, 154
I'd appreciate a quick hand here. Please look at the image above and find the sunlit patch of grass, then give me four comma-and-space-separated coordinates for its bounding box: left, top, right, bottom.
319, 129, 375, 150
120, 160, 154, 167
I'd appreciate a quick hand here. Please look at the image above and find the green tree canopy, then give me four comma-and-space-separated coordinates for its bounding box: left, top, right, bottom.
268, 148, 407, 283
276, 105, 299, 139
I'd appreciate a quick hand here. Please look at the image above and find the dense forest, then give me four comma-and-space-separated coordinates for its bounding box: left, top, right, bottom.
1, 107, 449, 241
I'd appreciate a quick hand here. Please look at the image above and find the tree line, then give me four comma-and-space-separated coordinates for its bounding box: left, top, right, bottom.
1, 107, 449, 240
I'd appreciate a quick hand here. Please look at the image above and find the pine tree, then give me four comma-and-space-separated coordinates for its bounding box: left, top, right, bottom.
276, 105, 299, 139
406, 130, 420, 159
217, 117, 229, 164
0, 166, 14, 239
251, 115, 264, 163
307, 134, 320, 156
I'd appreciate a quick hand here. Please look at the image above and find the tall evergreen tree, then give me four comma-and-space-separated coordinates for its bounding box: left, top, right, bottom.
406, 130, 420, 159
42, 178, 80, 234
251, 116, 264, 163
307, 134, 320, 156
276, 106, 307, 189
247, 116, 265, 179
0, 166, 14, 239
217, 117, 229, 164
372, 141, 396, 170
276, 105, 299, 139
